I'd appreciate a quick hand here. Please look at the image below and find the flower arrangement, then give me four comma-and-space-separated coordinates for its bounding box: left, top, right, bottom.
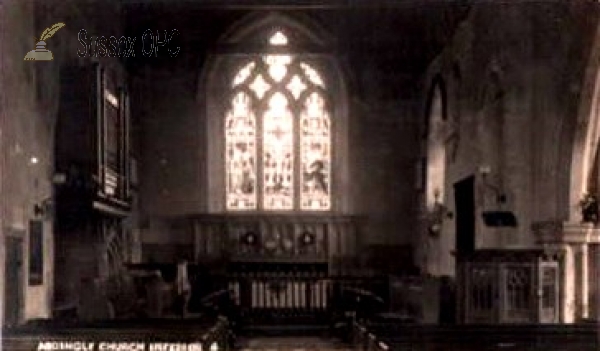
426, 202, 446, 238
579, 193, 599, 224
428, 223, 442, 238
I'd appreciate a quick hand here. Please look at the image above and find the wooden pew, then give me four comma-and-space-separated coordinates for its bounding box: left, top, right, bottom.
352, 320, 599, 351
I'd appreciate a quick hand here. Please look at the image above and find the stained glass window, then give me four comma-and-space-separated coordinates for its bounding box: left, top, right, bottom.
225, 31, 331, 211
263, 92, 294, 210
300, 63, 324, 87
264, 55, 291, 82
300, 93, 331, 210
226, 92, 257, 210
287, 75, 306, 99
269, 31, 288, 46
233, 62, 255, 87
249, 74, 270, 99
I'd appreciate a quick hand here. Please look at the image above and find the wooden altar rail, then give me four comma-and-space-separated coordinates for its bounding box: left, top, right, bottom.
351, 320, 598, 351
191, 274, 389, 323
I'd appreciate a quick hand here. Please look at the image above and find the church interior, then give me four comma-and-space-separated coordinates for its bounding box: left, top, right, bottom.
2, 0, 600, 350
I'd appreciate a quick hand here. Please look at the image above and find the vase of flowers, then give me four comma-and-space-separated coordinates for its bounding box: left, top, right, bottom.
426, 202, 446, 238
579, 193, 599, 224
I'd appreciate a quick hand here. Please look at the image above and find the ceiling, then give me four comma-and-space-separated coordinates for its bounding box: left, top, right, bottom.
122, 0, 472, 96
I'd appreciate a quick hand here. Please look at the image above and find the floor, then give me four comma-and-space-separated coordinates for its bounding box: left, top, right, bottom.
237, 337, 351, 351
3, 319, 598, 351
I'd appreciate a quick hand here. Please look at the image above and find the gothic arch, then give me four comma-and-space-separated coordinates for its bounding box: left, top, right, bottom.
564, 21, 600, 222
199, 12, 350, 214
419, 75, 449, 275
217, 11, 330, 46
425, 75, 448, 123
424, 75, 448, 210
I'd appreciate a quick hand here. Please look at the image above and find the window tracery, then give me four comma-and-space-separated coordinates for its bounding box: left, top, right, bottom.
225, 32, 331, 211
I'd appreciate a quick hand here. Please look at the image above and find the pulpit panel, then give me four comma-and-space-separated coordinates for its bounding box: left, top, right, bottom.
458, 249, 561, 324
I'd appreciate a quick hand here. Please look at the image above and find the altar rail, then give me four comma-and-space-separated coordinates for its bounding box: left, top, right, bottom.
176, 214, 362, 266
190, 273, 389, 325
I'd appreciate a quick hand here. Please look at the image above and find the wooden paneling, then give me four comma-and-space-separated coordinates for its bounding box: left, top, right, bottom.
186, 214, 361, 264
456, 249, 561, 324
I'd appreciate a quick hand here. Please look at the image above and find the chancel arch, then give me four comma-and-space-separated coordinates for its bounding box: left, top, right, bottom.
535, 22, 600, 323
558, 18, 600, 225
574, 85, 600, 224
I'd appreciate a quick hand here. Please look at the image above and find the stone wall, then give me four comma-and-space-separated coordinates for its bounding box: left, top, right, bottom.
132, 11, 422, 268
0, 0, 139, 324
1, 0, 56, 325
419, 2, 600, 276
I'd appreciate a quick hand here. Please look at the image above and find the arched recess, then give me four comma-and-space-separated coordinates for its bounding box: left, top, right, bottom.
420, 75, 449, 274
565, 21, 600, 222
425, 77, 448, 211
199, 12, 350, 214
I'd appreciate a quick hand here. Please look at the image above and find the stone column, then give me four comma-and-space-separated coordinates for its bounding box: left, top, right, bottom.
563, 223, 595, 321
0, 220, 4, 333
580, 243, 589, 319
562, 244, 576, 323
534, 221, 600, 323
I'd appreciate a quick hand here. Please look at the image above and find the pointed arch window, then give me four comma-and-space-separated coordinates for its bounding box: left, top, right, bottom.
225, 31, 331, 211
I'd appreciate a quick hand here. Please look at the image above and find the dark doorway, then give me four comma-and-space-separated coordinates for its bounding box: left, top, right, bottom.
5, 236, 23, 327
454, 176, 475, 254
29, 220, 44, 286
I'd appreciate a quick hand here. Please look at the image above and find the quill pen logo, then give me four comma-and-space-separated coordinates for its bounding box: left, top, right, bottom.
24, 22, 65, 61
